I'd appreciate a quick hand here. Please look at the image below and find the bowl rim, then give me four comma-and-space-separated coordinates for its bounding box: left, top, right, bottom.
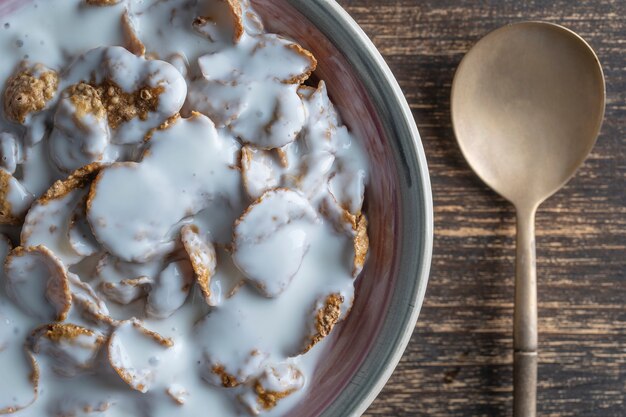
282, 1, 434, 415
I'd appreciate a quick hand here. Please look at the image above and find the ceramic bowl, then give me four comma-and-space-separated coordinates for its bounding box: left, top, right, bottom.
0, 0, 433, 415
252, 1, 433, 415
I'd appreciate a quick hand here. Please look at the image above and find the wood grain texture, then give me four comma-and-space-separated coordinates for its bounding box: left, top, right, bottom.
335, 1, 626, 416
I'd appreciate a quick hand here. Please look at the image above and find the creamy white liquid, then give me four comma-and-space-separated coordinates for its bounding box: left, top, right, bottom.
0, 1, 369, 416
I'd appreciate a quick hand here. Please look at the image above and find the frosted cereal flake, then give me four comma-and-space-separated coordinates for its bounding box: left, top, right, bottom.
201, 349, 268, 388
100, 276, 152, 305
67, 197, 101, 257
67, 273, 114, 326
3, 62, 58, 124
240, 146, 280, 200
31, 323, 105, 377
192, 0, 244, 44
180, 224, 217, 305
328, 165, 366, 216
166, 384, 190, 405
232, 189, 319, 297
21, 163, 102, 265
60, 46, 186, 145
49, 84, 112, 173
121, 10, 145, 57
146, 260, 193, 319
319, 193, 358, 236
353, 214, 369, 278
301, 293, 345, 354
108, 319, 173, 393
4, 245, 72, 322
0, 169, 34, 225
238, 363, 304, 414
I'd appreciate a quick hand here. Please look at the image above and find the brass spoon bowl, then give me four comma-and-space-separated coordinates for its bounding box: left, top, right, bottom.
451, 22, 605, 417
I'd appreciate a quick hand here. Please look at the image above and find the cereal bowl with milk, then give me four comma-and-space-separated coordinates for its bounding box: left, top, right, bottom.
0, 1, 432, 416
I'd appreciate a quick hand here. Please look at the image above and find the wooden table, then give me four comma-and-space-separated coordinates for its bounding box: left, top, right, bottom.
336, 1, 626, 415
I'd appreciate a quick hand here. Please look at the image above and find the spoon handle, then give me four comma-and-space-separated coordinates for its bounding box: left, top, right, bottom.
514, 205, 538, 417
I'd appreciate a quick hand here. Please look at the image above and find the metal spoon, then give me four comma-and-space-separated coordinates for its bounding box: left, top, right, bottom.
450, 22, 605, 417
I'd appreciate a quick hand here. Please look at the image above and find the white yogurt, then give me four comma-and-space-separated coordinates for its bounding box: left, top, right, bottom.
0, 1, 370, 416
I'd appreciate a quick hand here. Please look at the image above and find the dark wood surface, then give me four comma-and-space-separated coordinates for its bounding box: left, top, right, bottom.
335, 1, 626, 416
